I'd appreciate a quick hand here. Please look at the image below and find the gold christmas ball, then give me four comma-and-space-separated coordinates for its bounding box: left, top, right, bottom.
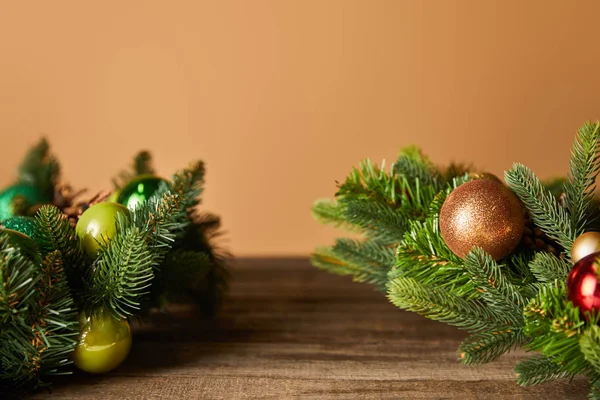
571, 232, 600, 263
468, 171, 503, 183
440, 179, 525, 260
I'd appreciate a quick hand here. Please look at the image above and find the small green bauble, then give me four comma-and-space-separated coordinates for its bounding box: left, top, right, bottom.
0, 183, 49, 220
117, 175, 168, 210
2, 216, 36, 239
73, 307, 132, 374
75, 202, 130, 258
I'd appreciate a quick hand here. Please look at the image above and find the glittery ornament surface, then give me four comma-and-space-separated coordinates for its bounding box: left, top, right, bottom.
439, 180, 525, 260
468, 171, 502, 183
571, 232, 600, 264
2, 216, 36, 238
0, 184, 48, 220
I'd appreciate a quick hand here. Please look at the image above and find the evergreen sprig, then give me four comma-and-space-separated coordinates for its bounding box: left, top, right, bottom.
0, 140, 228, 390
0, 235, 78, 388
17, 138, 60, 201
312, 121, 600, 397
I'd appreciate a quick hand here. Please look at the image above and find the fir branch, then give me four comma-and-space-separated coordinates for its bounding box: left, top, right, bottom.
33, 205, 86, 295
342, 198, 408, 244
529, 252, 571, 283
17, 138, 59, 200
157, 249, 212, 304
129, 193, 181, 254
84, 215, 156, 318
134, 151, 155, 176
515, 355, 572, 386
336, 159, 399, 204
312, 199, 347, 227
0, 238, 77, 388
564, 121, 600, 234
581, 325, 600, 376
462, 248, 526, 315
393, 146, 442, 190
112, 150, 156, 189
505, 164, 573, 253
387, 276, 514, 332
311, 239, 395, 289
169, 160, 205, 213
459, 329, 525, 364
393, 218, 473, 299
170, 212, 230, 316
523, 283, 593, 376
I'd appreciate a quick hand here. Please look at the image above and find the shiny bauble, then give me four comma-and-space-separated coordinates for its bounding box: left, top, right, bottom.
439, 179, 525, 261
0, 183, 48, 220
572, 232, 600, 264
2, 216, 36, 239
73, 307, 132, 374
567, 252, 600, 318
75, 202, 130, 258
468, 172, 503, 183
117, 175, 168, 210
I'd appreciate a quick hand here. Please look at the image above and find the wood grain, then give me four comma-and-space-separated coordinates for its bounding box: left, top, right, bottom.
24, 258, 588, 399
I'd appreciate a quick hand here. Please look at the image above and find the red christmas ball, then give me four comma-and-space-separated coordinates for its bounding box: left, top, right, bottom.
567, 252, 600, 317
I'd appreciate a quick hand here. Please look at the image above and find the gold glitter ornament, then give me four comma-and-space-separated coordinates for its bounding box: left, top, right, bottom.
439, 180, 525, 261
468, 171, 502, 183
571, 232, 600, 264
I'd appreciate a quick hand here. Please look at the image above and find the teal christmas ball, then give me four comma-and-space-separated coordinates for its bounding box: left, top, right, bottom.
75, 202, 130, 258
2, 216, 36, 239
0, 184, 49, 220
117, 175, 168, 210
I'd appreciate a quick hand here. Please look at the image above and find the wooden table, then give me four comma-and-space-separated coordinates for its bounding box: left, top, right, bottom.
27, 258, 588, 399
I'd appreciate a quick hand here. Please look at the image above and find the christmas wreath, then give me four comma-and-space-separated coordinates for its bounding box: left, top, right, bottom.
0, 139, 228, 391
312, 121, 600, 398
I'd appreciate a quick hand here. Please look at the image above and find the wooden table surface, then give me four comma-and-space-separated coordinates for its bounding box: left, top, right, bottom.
27, 258, 589, 399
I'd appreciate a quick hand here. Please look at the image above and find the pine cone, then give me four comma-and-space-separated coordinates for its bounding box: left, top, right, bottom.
521, 216, 562, 256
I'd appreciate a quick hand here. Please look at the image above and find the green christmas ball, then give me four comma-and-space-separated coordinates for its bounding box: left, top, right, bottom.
73, 307, 132, 374
0, 184, 48, 220
117, 175, 168, 210
2, 216, 36, 239
75, 202, 130, 258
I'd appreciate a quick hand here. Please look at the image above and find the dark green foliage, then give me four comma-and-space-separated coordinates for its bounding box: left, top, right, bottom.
112, 150, 156, 189
564, 121, 600, 234
387, 277, 512, 331
34, 205, 86, 295
515, 355, 572, 386
0, 236, 78, 388
529, 252, 570, 283
505, 164, 574, 254
459, 329, 525, 364
1, 142, 228, 390
17, 138, 60, 201
312, 122, 600, 397
84, 215, 156, 318
170, 211, 229, 317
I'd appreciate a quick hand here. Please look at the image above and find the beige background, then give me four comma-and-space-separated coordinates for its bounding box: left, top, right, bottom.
0, 1, 599, 256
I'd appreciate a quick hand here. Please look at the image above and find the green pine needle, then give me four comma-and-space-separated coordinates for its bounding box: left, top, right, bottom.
387, 276, 514, 332
564, 121, 600, 234
459, 329, 525, 365
505, 163, 574, 253
515, 355, 572, 386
